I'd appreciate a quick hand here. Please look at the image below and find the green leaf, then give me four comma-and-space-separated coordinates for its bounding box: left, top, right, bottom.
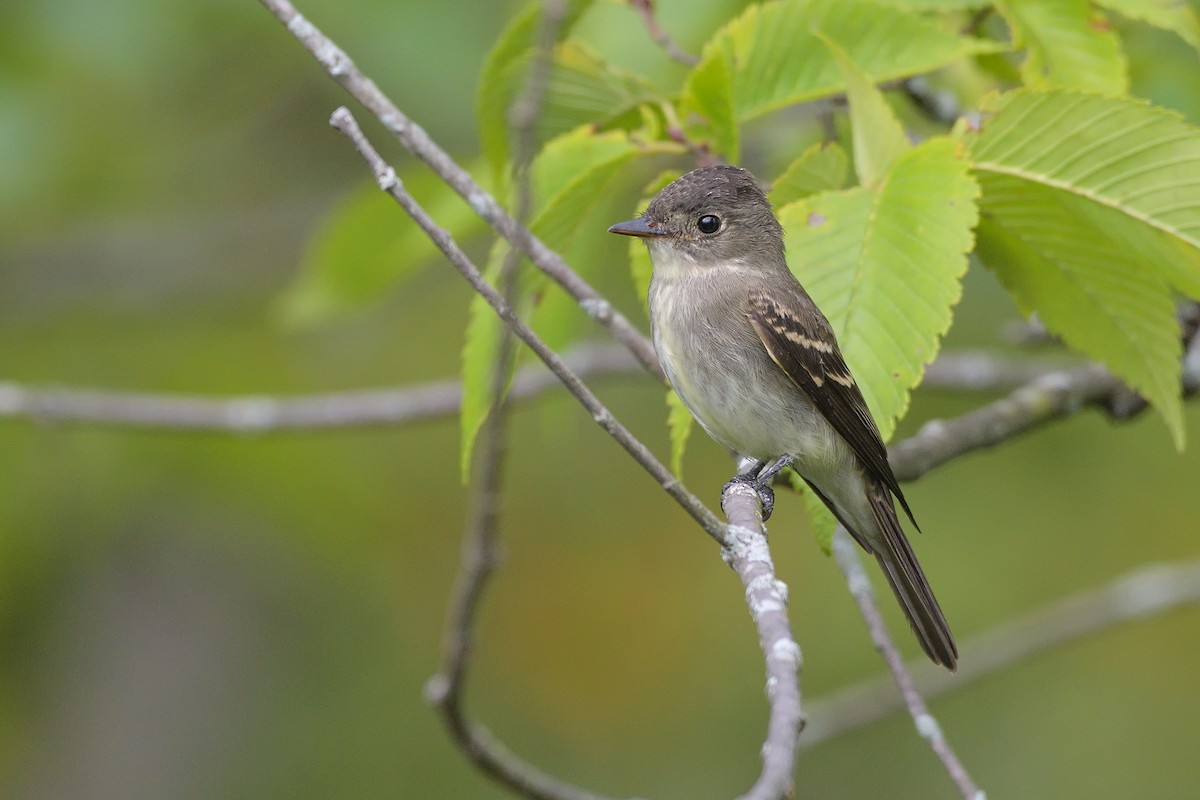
460, 128, 678, 478
974, 181, 1184, 447
821, 34, 911, 187
538, 41, 664, 145
666, 389, 694, 478
797, 472, 839, 554
680, 0, 999, 156
277, 174, 483, 326
995, 0, 1128, 94
476, 0, 594, 179
777, 137, 980, 440
874, 0, 988, 8
781, 468, 838, 553
962, 89, 1200, 446
1096, 0, 1200, 53
679, 42, 738, 159
769, 142, 850, 207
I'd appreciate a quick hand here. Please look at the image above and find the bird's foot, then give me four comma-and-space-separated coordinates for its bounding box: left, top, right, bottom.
722, 473, 776, 522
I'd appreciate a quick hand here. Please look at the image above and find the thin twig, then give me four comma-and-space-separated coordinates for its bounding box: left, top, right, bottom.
257, 0, 664, 380
803, 556, 1200, 748
920, 350, 1080, 393
427, 5, 606, 798
890, 364, 1123, 482
831, 530, 982, 800
721, 484, 805, 800
629, 0, 699, 67
0, 349, 1103, 433
0, 343, 638, 433
327, 106, 725, 544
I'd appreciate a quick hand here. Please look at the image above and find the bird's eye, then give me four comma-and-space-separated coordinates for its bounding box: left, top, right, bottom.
697, 214, 721, 234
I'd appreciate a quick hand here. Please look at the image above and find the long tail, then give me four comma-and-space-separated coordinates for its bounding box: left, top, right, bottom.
866, 480, 958, 669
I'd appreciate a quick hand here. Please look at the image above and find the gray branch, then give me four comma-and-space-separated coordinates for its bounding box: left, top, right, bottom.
832, 531, 983, 800
425, 5, 614, 799
0, 343, 638, 433
804, 557, 1200, 748
0, 349, 1094, 433
721, 484, 805, 800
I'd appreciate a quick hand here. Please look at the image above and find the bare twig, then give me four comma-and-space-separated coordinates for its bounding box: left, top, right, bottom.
425, 5, 612, 799
0, 343, 637, 433
721, 484, 805, 800
890, 364, 1123, 482
257, 0, 664, 380
803, 557, 1200, 748
0, 349, 1098, 433
831, 530, 982, 800
629, 0, 699, 67
327, 106, 725, 544
920, 350, 1080, 393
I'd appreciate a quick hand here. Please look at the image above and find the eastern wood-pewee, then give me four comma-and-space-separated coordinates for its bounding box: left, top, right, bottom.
609, 165, 957, 669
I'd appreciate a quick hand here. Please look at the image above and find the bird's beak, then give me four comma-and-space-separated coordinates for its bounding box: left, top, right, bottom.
608, 217, 669, 238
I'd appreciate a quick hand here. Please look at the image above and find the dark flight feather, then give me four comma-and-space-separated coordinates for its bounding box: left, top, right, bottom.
745, 288, 918, 528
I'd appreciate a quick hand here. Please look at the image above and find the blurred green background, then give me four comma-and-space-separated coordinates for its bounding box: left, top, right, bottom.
2, 1, 1199, 798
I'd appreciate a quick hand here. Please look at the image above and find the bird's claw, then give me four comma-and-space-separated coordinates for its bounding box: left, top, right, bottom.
721, 474, 776, 521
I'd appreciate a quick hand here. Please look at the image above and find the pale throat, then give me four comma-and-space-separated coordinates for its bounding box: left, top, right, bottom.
646, 239, 768, 282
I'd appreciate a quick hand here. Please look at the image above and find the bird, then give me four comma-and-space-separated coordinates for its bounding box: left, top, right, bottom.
609, 164, 957, 669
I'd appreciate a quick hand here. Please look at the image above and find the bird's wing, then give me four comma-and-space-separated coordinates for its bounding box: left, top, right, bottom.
745, 287, 917, 527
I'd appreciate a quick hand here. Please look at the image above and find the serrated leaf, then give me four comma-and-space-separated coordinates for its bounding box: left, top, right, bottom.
476, 0, 594, 179
769, 142, 850, 207
964, 90, 1200, 297
995, 0, 1128, 94
777, 137, 980, 440
666, 389, 694, 478
278, 175, 483, 326
821, 34, 911, 187
679, 43, 738, 159
962, 89, 1200, 446
680, 0, 999, 157
974, 180, 1184, 446
461, 128, 678, 477
1096, 0, 1200, 53
538, 41, 664, 144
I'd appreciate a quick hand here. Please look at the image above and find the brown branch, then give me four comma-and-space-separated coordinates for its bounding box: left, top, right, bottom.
803, 557, 1200, 748
629, 0, 699, 67
831, 530, 982, 800
257, 0, 664, 380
